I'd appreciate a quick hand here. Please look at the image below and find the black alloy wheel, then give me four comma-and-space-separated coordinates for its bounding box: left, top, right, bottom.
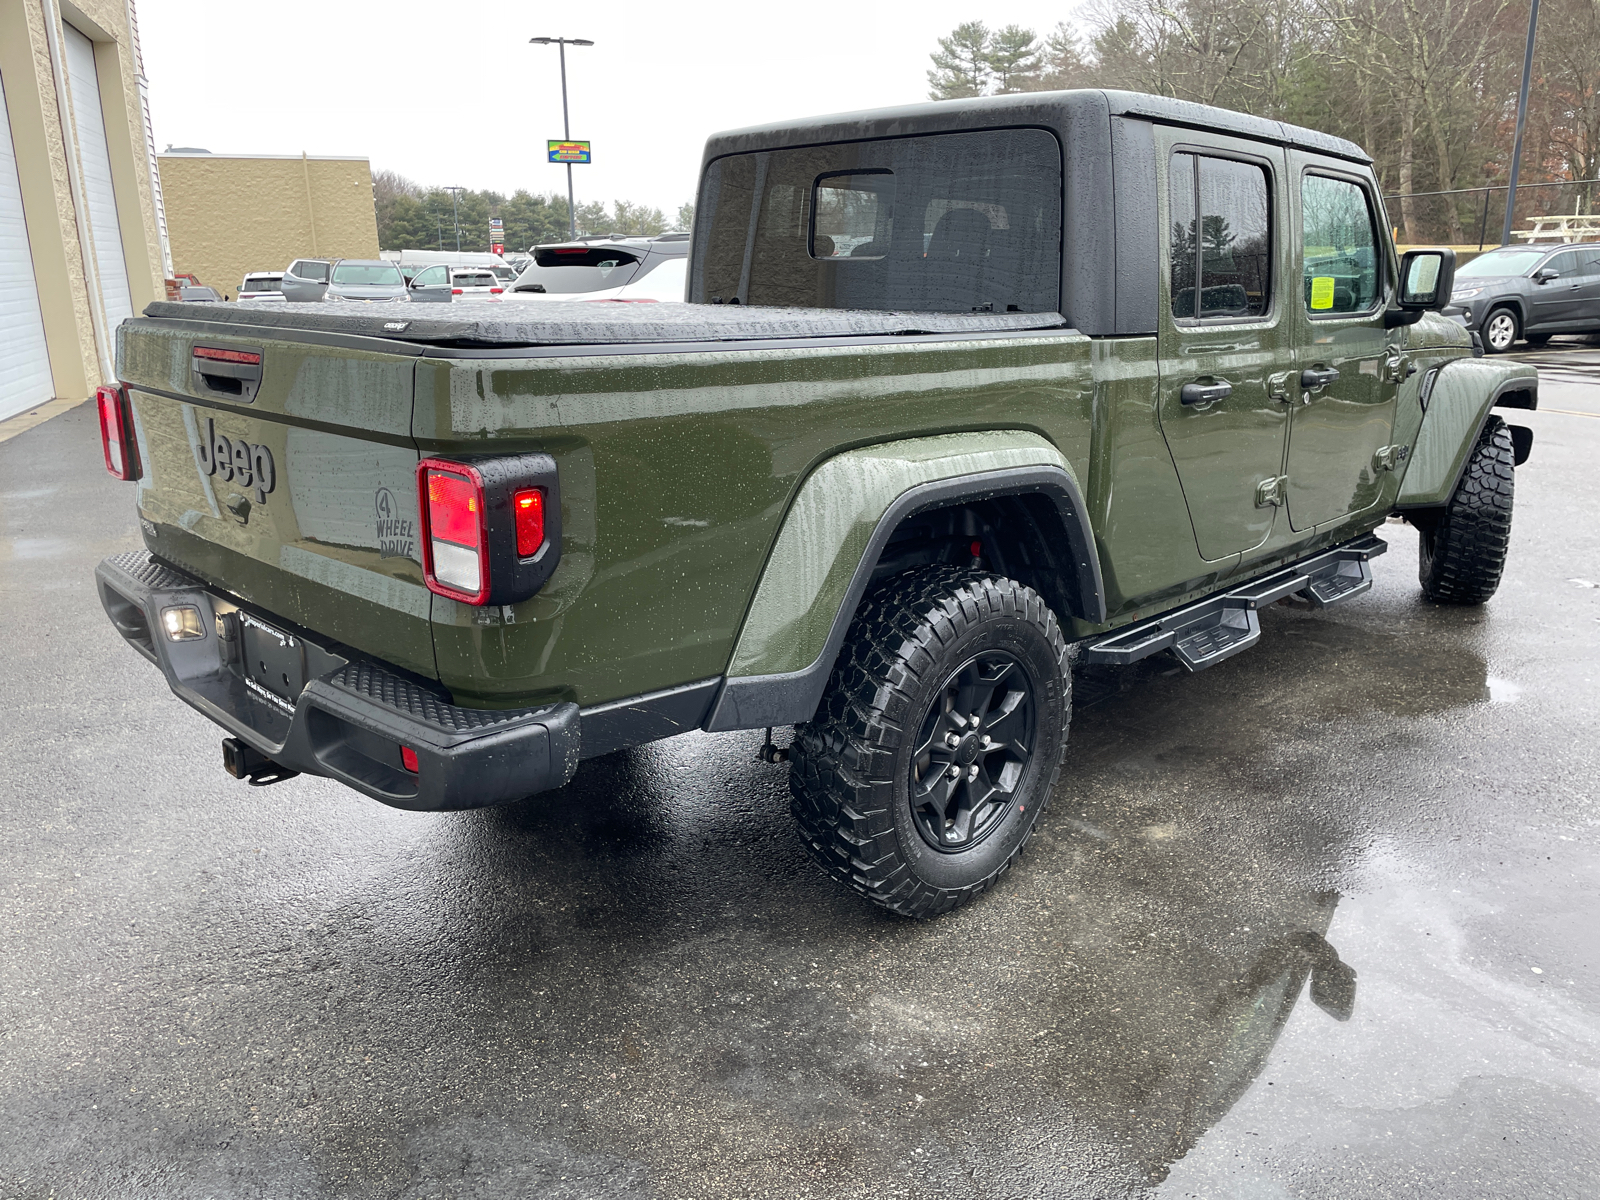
909, 651, 1036, 852
789, 566, 1071, 919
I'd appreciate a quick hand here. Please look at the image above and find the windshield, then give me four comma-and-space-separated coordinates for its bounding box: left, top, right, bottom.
1456, 250, 1546, 278
331, 264, 404, 286
240, 277, 282, 293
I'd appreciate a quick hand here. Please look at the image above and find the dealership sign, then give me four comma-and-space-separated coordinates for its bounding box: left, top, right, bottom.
548, 140, 591, 163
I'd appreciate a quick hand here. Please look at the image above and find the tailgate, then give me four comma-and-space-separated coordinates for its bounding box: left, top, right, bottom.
116, 318, 437, 679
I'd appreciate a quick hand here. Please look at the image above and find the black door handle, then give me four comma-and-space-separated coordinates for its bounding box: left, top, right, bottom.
1180, 380, 1233, 406
1300, 365, 1341, 390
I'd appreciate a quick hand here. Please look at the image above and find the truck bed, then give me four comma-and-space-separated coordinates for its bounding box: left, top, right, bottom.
140, 299, 1067, 349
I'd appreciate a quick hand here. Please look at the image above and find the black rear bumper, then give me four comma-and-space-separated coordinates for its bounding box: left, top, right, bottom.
95, 551, 579, 811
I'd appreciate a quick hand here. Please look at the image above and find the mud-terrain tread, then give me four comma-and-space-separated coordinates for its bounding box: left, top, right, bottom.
789, 566, 1070, 919
1419, 417, 1514, 604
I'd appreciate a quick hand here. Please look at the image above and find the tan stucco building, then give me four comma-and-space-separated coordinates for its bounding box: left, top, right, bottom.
159, 152, 379, 301
0, 0, 168, 423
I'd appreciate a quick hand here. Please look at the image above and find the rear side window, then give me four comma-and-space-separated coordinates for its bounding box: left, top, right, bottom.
695, 128, 1062, 314
1301, 174, 1380, 314
1169, 152, 1272, 321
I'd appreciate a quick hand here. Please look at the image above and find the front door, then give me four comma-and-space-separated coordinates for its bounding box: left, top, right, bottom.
1284, 160, 1401, 531
1156, 132, 1293, 562
1529, 248, 1583, 330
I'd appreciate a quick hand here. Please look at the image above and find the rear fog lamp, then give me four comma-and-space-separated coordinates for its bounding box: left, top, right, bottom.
514, 489, 545, 557
400, 745, 420, 773
161, 605, 205, 641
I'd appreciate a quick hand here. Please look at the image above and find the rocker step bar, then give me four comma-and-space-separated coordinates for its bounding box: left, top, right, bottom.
1083, 534, 1387, 673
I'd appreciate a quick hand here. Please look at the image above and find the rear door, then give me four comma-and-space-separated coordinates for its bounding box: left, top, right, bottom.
1155, 129, 1294, 562
119, 320, 437, 679
1283, 157, 1400, 531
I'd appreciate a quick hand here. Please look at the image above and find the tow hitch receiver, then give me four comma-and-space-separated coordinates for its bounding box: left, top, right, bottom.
222, 737, 300, 786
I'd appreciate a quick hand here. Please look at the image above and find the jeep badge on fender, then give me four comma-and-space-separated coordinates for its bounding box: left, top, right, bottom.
195, 414, 275, 505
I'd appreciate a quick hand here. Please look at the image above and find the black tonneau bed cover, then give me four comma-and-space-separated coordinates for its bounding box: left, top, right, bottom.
140, 300, 1068, 350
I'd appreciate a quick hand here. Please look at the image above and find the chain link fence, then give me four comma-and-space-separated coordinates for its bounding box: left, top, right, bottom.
1382, 179, 1600, 250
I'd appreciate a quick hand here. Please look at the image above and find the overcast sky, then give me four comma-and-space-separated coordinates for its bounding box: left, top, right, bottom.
137, 0, 1090, 218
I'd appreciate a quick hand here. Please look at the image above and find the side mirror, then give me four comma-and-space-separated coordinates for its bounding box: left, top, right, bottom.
1534, 267, 1560, 283
1386, 248, 1456, 326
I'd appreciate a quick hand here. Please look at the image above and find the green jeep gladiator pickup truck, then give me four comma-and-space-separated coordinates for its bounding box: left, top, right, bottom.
96, 91, 1536, 917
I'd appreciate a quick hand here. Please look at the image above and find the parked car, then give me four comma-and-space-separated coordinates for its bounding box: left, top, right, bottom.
1444, 241, 1600, 352
407, 265, 505, 297
580, 255, 688, 303
176, 285, 222, 302
508, 233, 689, 298
237, 272, 285, 302
281, 259, 408, 303
98, 90, 1535, 919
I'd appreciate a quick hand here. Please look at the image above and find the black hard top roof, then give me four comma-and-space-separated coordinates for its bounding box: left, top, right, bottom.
700, 88, 1369, 167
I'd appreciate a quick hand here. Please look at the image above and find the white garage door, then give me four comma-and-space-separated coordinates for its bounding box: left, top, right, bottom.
0, 68, 55, 421
64, 23, 132, 330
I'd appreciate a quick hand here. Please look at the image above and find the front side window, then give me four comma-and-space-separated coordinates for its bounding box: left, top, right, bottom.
696, 128, 1062, 313
412, 265, 447, 287
1543, 250, 1581, 277
1301, 174, 1380, 314
1169, 152, 1273, 321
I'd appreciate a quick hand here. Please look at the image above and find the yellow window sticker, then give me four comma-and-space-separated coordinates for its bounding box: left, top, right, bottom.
1310, 276, 1336, 310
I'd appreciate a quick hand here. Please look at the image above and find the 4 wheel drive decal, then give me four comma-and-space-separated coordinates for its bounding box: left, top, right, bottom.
195, 415, 276, 505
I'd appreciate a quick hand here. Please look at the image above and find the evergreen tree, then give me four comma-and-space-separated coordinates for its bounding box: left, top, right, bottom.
928, 22, 992, 99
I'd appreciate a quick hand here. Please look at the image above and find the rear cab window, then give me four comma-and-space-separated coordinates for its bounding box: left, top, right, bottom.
695, 128, 1062, 313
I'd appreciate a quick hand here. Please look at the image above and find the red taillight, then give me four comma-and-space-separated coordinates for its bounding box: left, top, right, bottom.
419, 460, 488, 604
416, 454, 560, 607
452, 288, 464, 295
514, 488, 544, 557
489, 287, 503, 294
96, 384, 140, 480
400, 745, 419, 773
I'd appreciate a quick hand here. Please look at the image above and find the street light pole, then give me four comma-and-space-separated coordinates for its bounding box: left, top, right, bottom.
444, 186, 465, 254
529, 36, 593, 240
1501, 0, 1541, 247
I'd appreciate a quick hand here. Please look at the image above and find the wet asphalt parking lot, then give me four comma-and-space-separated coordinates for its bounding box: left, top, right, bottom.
2, 343, 1598, 1199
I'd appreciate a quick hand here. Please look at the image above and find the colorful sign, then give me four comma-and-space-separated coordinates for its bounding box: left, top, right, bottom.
490, 218, 504, 254
548, 140, 592, 164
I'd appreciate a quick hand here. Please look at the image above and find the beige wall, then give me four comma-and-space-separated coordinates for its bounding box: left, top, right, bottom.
1, 0, 165, 402
160, 154, 379, 298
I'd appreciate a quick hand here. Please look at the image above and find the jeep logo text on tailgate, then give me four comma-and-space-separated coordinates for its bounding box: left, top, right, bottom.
195, 415, 276, 505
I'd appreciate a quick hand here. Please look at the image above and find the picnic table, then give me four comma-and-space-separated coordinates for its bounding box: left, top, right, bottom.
1513, 214, 1600, 243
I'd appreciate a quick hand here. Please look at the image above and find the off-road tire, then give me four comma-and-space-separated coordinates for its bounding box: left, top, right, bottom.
1482, 306, 1520, 354
1418, 417, 1514, 604
789, 567, 1070, 919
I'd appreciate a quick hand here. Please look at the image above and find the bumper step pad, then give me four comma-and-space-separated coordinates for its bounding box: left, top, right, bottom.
1084, 534, 1386, 673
